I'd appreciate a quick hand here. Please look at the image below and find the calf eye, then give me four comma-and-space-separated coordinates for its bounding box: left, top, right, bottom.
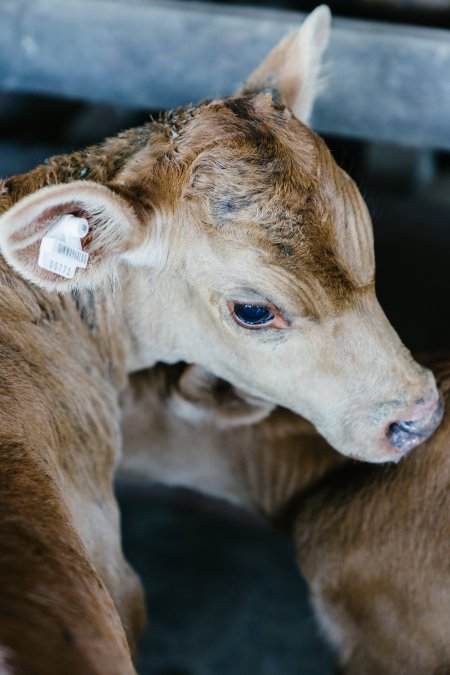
234, 304, 274, 326
229, 302, 289, 330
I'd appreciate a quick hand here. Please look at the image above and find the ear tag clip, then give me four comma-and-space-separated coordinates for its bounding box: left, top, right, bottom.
38, 214, 90, 279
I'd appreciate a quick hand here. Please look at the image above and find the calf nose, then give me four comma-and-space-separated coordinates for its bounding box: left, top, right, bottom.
387, 395, 444, 453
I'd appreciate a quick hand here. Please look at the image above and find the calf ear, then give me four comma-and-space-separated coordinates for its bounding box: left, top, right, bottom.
0, 180, 151, 291
240, 5, 331, 124
169, 365, 274, 429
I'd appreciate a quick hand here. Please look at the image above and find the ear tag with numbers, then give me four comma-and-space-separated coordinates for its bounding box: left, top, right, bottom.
38, 214, 90, 279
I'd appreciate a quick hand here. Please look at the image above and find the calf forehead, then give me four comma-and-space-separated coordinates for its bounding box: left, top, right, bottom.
189, 96, 374, 308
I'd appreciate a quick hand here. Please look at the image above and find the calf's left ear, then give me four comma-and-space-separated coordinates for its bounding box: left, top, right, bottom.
239, 5, 331, 124
0, 180, 150, 291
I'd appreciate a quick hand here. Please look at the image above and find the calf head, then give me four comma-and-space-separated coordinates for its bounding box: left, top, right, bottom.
0, 7, 441, 462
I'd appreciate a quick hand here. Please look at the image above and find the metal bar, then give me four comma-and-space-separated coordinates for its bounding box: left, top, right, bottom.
0, 0, 449, 149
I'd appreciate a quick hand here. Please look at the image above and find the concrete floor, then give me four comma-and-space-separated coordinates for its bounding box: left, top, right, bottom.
119, 486, 335, 675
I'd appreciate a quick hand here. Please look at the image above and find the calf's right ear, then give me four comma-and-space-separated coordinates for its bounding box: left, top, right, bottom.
0, 180, 153, 291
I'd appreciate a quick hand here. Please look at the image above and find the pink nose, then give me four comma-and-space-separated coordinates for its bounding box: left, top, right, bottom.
386, 395, 444, 453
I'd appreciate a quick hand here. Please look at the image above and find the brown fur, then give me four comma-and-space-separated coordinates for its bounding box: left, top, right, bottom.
120, 356, 450, 674
0, 442, 136, 675
0, 267, 145, 671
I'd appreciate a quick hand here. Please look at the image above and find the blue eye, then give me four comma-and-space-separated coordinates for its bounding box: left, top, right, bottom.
233, 303, 274, 326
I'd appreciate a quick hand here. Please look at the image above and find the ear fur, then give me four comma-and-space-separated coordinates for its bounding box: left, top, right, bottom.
0, 181, 147, 291
169, 365, 274, 429
240, 5, 331, 124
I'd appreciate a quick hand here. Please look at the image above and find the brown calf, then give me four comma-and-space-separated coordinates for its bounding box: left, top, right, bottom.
120, 356, 450, 675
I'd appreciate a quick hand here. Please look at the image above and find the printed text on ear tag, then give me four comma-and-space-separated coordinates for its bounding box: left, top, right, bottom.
38, 214, 90, 279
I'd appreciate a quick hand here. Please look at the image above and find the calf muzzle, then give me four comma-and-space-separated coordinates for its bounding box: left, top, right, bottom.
386, 395, 444, 454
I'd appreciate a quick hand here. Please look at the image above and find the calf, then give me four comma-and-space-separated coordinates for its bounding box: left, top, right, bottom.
293, 353, 450, 675
120, 356, 450, 674
0, 7, 440, 464
0, 6, 442, 669
120, 362, 340, 515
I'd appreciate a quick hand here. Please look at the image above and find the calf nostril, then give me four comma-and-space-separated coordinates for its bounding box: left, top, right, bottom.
388, 421, 415, 448
387, 419, 425, 452
387, 397, 444, 452
396, 420, 414, 433
393, 418, 425, 435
